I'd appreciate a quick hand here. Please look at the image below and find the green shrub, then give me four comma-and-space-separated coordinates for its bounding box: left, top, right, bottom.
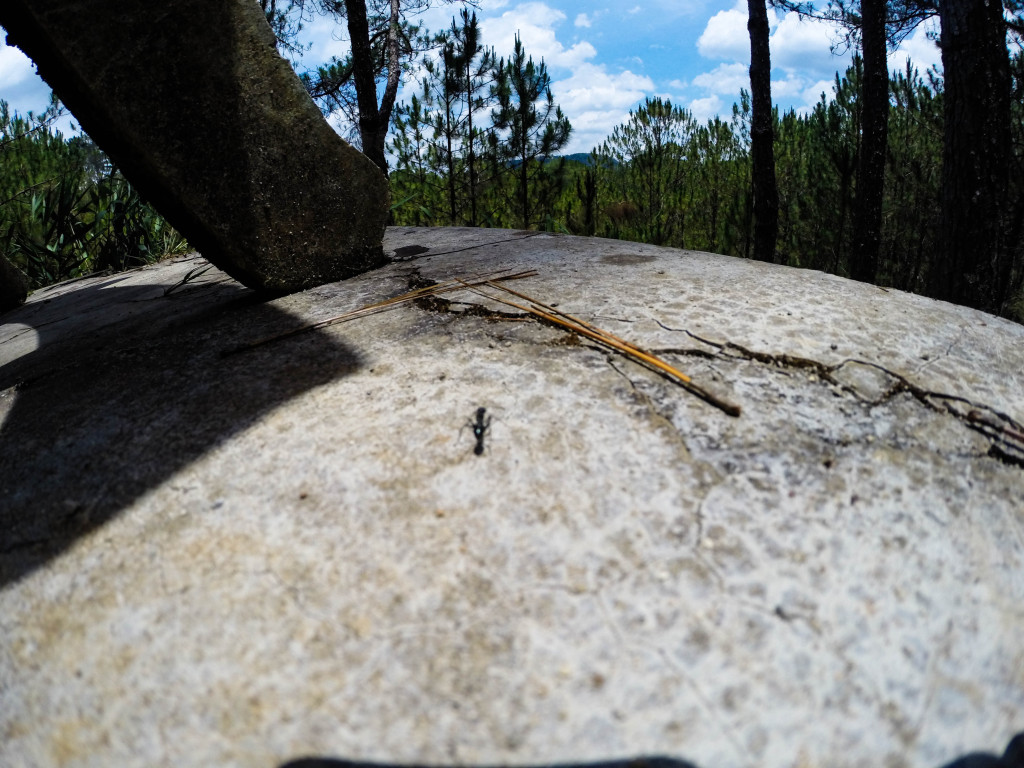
0, 98, 189, 290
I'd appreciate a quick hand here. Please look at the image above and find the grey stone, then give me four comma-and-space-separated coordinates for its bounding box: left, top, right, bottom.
0, 0, 390, 294
0, 253, 28, 312
1, 229, 1023, 768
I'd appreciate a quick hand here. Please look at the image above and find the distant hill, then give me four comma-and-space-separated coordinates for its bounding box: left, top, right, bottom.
508, 153, 597, 168
560, 152, 593, 165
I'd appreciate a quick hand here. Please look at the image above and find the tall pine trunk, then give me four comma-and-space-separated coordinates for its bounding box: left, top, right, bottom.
747, 0, 779, 263
343, 0, 401, 176
850, 0, 888, 284
519, 142, 530, 228
934, 0, 1012, 311
344, 0, 386, 173
465, 70, 479, 227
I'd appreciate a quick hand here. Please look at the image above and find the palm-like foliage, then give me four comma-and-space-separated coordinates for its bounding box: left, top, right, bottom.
1, 99, 187, 290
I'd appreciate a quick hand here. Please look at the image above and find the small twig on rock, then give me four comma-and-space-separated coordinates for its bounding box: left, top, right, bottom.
164, 264, 214, 296
461, 279, 742, 417
221, 269, 537, 356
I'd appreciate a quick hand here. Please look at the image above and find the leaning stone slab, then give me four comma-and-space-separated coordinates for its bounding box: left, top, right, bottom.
0, 0, 390, 293
0, 253, 28, 312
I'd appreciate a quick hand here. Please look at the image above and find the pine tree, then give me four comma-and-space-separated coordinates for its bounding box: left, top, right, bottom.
490, 35, 572, 229
594, 98, 696, 246
390, 93, 438, 224
933, 0, 1013, 311
418, 10, 497, 225
848, 0, 888, 283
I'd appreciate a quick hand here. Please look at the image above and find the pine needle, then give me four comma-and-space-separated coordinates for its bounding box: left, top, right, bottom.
222, 269, 538, 356
221, 267, 741, 416
458, 278, 741, 417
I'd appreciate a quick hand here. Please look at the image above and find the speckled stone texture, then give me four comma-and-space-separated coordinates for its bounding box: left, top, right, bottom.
1, 229, 1022, 768
0, 0, 389, 293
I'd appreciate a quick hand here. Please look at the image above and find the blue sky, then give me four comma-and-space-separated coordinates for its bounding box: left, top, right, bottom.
0, 0, 942, 155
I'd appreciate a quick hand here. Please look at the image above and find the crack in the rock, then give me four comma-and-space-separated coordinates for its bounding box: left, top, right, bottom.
694, 496, 707, 551
405, 272, 531, 323
602, 352, 691, 447
411, 279, 1021, 458
653, 321, 1024, 469
413, 293, 529, 322
911, 322, 969, 377
407, 273, 742, 415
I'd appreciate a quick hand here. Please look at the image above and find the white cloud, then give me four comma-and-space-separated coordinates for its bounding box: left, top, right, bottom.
691, 0, 861, 116
691, 62, 748, 96
668, 78, 688, 90
0, 42, 34, 90
0, 37, 78, 133
696, 2, 750, 62
301, 15, 350, 63
770, 13, 846, 73
800, 78, 835, 107
481, 3, 596, 70
408, 3, 480, 39
554, 63, 655, 152
697, 1, 846, 75
556, 64, 654, 112
889, 19, 942, 76
689, 95, 724, 124
628, 6, 642, 14
763, 74, 832, 113
570, 109, 632, 149
575, 13, 592, 28
769, 75, 808, 100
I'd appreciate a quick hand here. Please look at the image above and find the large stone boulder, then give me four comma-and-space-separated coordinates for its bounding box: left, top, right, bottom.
0, 0, 390, 293
1, 230, 1022, 767
0, 253, 29, 312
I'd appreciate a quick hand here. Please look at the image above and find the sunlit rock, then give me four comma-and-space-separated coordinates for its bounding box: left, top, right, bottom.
1, 229, 1022, 768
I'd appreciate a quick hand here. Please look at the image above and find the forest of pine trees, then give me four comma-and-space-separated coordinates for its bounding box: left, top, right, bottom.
383, 5, 1024, 321
2, 0, 1023, 321
390, 12, 571, 229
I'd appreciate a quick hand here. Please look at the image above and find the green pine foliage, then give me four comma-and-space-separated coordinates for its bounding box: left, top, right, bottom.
0, 99, 188, 291
387, 11, 1023, 319
9, 9, 1017, 318
592, 98, 697, 247
490, 34, 572, 228
390, 10, 498, 226
390, 18, 572, 231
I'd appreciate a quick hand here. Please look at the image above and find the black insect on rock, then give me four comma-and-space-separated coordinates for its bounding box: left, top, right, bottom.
470, 407, 491, 456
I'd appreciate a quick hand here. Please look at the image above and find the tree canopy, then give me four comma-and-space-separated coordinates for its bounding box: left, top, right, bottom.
4, 0, 1024, 322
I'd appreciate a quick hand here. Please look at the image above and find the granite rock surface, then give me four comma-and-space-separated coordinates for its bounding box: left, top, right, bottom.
1, 228, 1022, 768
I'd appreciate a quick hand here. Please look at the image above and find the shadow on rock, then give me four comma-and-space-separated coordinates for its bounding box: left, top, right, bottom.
940, 733, 1024, 768
278, 735, 1024, 768
281, 760, 700, 768
0, 281, 362, 588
